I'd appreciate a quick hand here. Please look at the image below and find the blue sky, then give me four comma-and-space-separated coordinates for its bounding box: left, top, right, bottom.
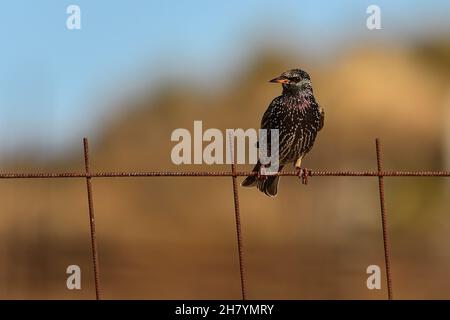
0, 0, 449, 157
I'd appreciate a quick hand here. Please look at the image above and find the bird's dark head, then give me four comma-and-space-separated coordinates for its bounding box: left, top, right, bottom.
270, 69, 312, 94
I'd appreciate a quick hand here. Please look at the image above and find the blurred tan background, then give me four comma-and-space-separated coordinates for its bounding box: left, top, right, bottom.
0, 2, 450, 299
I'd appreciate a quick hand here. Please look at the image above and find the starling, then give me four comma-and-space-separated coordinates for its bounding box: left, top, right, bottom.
242, 69, 324, 197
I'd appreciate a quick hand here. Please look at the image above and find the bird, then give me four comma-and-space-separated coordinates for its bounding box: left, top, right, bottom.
241, 68, 324, 197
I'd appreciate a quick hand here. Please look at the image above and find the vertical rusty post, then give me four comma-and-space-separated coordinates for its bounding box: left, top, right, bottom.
375, 138, 393, 300
231, 162, 247, 300
228, 132, 246, 300
83, 138, 101, 300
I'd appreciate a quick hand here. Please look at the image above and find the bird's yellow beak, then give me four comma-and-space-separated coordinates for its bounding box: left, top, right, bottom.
269, 76, 289, 84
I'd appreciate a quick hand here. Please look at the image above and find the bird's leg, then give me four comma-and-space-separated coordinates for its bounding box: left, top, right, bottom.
295, 158, 309, 185
295, 158, 302, 177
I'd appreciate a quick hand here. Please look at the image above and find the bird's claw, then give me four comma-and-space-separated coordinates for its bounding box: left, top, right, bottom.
302, 168, 310, 185
296, 167, 310, 185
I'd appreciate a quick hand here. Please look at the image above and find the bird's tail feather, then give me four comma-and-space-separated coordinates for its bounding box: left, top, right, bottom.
241, 163, 283, 197
241, 163, 260, 187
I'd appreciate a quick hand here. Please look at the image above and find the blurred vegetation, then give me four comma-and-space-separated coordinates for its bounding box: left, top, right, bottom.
0, 39, 449, 299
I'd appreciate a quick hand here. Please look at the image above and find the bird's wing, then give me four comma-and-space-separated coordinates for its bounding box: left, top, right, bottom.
261, 96, 282, 130
254, 97, 282, 149
258, 96, 292, 159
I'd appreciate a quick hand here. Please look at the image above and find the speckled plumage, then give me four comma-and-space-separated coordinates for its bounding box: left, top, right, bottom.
242, 69, 325, 197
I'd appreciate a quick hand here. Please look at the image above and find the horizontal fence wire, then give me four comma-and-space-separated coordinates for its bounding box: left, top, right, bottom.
0, 171, 449, 178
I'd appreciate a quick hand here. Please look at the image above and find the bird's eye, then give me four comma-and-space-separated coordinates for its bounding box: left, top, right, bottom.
291, 77, 301, 82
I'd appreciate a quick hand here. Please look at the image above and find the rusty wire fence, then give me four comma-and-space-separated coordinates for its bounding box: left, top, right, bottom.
1, 137, 449, 300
